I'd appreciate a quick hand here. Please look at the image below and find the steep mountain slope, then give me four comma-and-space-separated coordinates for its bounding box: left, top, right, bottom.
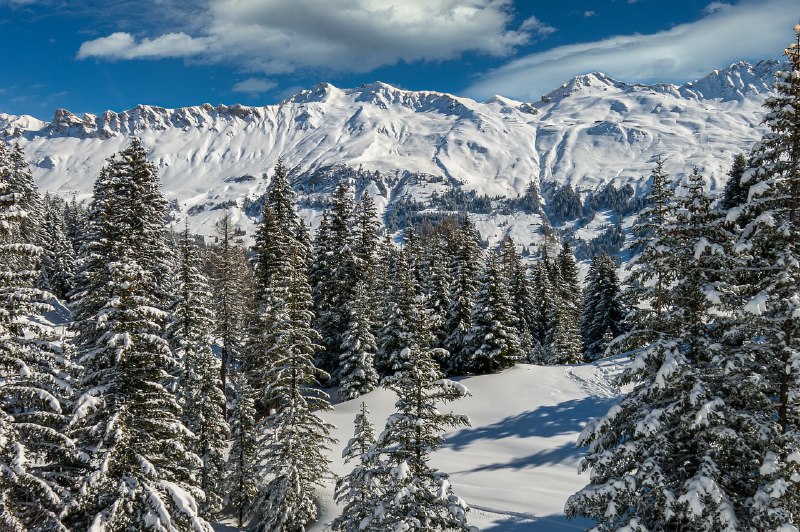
0, 60, 782, 245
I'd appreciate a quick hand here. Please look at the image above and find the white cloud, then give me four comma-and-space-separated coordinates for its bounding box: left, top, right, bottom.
232, 78, 277, 95
465, 0, 797, 101
583, 10, 596, 17
520, 15, 555, 37
77, 32, 213, 60
704, 2, 732, 14
77, 0, 549, 74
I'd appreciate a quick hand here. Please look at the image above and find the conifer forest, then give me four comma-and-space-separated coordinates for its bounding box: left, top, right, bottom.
1, 17, 800, 532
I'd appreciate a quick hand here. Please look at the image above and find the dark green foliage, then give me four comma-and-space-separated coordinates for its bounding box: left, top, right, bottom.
580, 252, 624, 360
720, 153, 749, 210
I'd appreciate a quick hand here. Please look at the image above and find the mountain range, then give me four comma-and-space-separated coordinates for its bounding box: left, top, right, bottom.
0, 59, 783, 254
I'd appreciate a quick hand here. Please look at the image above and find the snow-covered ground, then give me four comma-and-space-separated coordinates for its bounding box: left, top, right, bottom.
214, 358, 628, 531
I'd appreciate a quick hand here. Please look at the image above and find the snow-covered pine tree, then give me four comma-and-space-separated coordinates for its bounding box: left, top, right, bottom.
376, 250, 431, 378
370, 345, 473, 531
39, 193, 76, 300
339, 278, 380, 400
7, 144, 44, 247
725, 27, 800, 528
64, 195, 88, 255
580, 252, 624, 361
422, 232, 453, 350
332, 402, 381, 532
353, 189, 381, 296
498, 237, 534, 357
209, 211, 250, 414
615, 156, 676, 352
67, 139, 210, 531
444, 217, 483, 375
170, 225, 230, 517
548, 242, 583, 364
0, 141, 76, 531
224, 371, 258, 528
567, 167, 770, 530
313, 181, 358, 379
249, 238, 336, 531
246, 159, 305, 415
530, 248, 556, 363
720, 153, 749, 210
461, 251, 521, 374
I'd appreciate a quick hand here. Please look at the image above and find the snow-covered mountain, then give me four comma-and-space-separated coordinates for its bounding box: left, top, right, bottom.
0, 60, 783, 247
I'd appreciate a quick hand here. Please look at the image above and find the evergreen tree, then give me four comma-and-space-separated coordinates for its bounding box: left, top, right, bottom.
370, 345, 473, 531
247, 159, 305, 415
170, 226, 229, 517
567, 167, 772, 530
530, 247, 556, 363
209, 211, 249, 415
616, 156, 676, 352
376, 251, 430, 377
460, 251, 521, 374
332, 402, 381, 532
39, 193, 76, 300
7, 144, 44, 247
224, 371, 259, 528
580, 252, 624, 361
313, 182, 358, 379
725, 27, 800, 528
498, 237, 534, 357
423, 233, 452, 349
250, 240, 336, 531
549, 242, 583, 364
339, 279, 380, 400
720, 153, 749, 210
67, 139, 210, 531
443, 217, 482, 375
0, 141, 76, 531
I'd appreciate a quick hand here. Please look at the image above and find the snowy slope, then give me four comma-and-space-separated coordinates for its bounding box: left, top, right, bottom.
0, 60, 783, 243
213, 358, 626, 531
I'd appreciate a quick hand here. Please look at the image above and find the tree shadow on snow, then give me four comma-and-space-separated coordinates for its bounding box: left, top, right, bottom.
447, 396, 617, 451
481, 513, 594, 531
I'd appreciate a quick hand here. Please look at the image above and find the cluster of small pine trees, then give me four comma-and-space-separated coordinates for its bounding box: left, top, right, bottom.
567, 26, 800, 530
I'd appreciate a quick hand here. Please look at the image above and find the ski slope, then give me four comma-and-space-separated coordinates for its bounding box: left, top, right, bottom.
214, 358, 627, 531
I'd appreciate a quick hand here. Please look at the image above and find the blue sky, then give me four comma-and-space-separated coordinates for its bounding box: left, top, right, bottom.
0, 0, 796, 119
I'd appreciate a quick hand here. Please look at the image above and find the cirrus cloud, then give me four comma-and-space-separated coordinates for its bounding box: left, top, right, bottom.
465, 0, 796, 102
76, 0, 554, 74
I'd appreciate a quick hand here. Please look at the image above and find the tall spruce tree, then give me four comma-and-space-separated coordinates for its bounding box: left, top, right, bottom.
67, 139, 210, 531
170, 226, 229, 517
313, 181, 358, 379
567, 167, 772, 530
39, 193, 76, 300
443, 217, 483, 375
549, 242, 583, 364
332, 402, 381, 532
720, 153, 749, 210
339, 279, 380, 400
250, 240, 336, 531
224, 371, 258, 528
370, 345, 473, 531
209, 211, 249, 415
461, 251, 521, 374
499, 237, 534, 357
580, 252, 624, 361
725, 27, 800, 528
530, 247, 556, 363
0, 142, 76, 531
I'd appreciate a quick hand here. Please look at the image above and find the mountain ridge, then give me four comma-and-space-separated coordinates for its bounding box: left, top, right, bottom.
0, 59, 785, 253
